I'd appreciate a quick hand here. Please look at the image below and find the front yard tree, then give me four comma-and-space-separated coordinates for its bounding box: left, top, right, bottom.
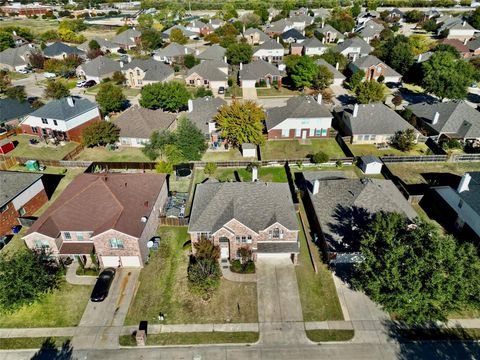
139, 82, 190, 112
377, 35, 414, 75
112, 71, 126, 85
0, 70, 10, 92
355, 80, 385, 104
82, 121, 120, 147
141, 29, 163, 51
188, 237, 222, 293
355, 212, 480, 325
392, 94, 403, 109
43, 79, 70, 99
226, 43, 253, 65
0, 31, 14, 51
175, 117, 208, 161
390, 128, 416, 151
286, 56, 319, 89
312, 65, 333, 90
346, 69, 365, 91
215, 100, 266, 147
169, 28, 188, 45
0, 250, 62, 313
95, 82, 126, 113
5, 85, 27, 102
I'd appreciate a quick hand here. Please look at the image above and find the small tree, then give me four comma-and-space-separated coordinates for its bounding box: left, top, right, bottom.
226, 43, 253, 65
169, 28, 188, 45
112, 71, 126, 85
312, 65, 333, 90
390, 128, 416, 152
0, 70, 11, 93
43, 79, 70, 99
194, 86, 213, 98
392, 94, 403, 109
0, 31, 14, 51
82, 121, 120, 147
140, 82, 190, 112
286, 56, 319, 89
28, 50, 45, 69
86, 48, 103, 60
188, 237, 221, 293
174, 117, 208, 161
312, 151, 329, 164
183, 54, 198, 69
155, 160, 174, 174
204, 162, 217, 175
355, 80, 385, 104
5, 85, 26, 102
95, 82, 126, 113
88, 39, 100, 50
345, 69, 365, 91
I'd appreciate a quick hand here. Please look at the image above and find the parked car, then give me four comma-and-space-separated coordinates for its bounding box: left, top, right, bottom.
218, 86, 225, 95
83, 80, 97, 88
18, 68, 30, 74
90, 268, 116, 302
43, 72, 56, 79
76, 80, 87, 88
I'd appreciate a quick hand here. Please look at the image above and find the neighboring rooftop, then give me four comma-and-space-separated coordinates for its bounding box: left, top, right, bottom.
197, 44, 226, 61
239, 59, 283, 81
123, 58, 173, 82
154, 42, 195, 58
78, 56, 121, 77
43, 42, 85, 57
186, 61, 228, 81
187, 96, 226, 134
0, 171, 42, 208
315, 59, 345, 80
115, 106, 176, 139
0, 98, 34, 124
0, 44, 33, 68
333, 37, 374, 54
351, 55, 401, 77
28, 97, 98, 121
112, 28, 141, 46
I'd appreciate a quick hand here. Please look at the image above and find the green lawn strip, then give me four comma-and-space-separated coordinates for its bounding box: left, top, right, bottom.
8, 135, 80, 160
395, 328, 480, 341
347, 143, 430, 157
201, 149, 248, 161
7, 72, 28, 80
119, 332, 259, 346
0, 282, 92, 328
0, 336, 72, 350
450, 307, 480, 319
260, 139, 345, 160
75, 147, 152, 162
306, 330, 354, 342
125, 226, 258, 325
256, 87, 300, 97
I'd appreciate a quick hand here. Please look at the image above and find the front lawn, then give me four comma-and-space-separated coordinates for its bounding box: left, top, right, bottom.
260, 139, 345, 160
75, 146, 153, 162
0, 281, 92, 328
256, 87, 300, 97
306, 330, 354, 342
8, 135, 80, 161
0, 337, 72, 350
347, 143, 430, 157
125, 226, 258, 325
119, 332, 259, 346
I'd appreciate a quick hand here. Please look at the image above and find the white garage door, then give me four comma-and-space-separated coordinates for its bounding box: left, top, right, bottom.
257, 253, 292, 260
120, 256, 141, 267
102, 256, 120, 267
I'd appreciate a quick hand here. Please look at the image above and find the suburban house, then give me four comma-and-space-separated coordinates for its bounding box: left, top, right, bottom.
23, 173, 168, 268
437, 38, 471, 58
77, 37, 120, 53
348, 55, 402, 83
437, 17, 477, 41
280, 28, 306, 44
153, 43, 196, 64
357, 10, 379, 26
187, 96, 226, 145
265, 95, 332, 140
434, 172, 480, 239
188, 182, 300, 263
239, 59, 284, 88
387, 8, 405, 22
252, 39, 284, 63
43, 42, 85, 59
315, 59, 345, 86
467, 36, 480, 55
122, 58, 174, 87
116, 106, 177, 147
312, 8, 330, 19
242, 28, 270, 45
20, 96, 102, 143
355, 20, 385, 43
301, 37, 327, 56
333, 37, 373, 59
185, 60, 228, 93
162, 25, 198, 40
265, 19, 294, 36
186, 20, 212, 35
0, 44, 35, 72
208, 18, 224, 30
289, 14, 315, 31
337, 103, 418, 144
0, 171, 48, 236
407, 100, 480, 142
0, 98, 34, 129
315, 24, 344, 43
76, 56, 121, 83
197, 44, 226, 62
111, 28, 141, 50
289, 7, 309, 17
304, 172, 416, 263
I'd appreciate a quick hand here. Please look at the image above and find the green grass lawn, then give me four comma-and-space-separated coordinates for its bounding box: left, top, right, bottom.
75, 147, 152, 162
347, 143, 430, 157
119, 332, 259, 346
7, 71, 28, 80
225, 85, 242, 98
169, 175, 191, 193
125, 226, 258, 325
0, 18, 59, 34
0, 337, 72, 350
193, 166, 289, 184
256, 87, 300, 97
0, 281, 92, 328
201, 149, 252, 161
306, 330, 354, 342
122, 87, 141, 97
8, 135, 80, 161
260, 139, 345, 160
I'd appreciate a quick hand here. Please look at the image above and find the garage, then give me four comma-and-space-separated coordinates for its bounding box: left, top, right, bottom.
120, 256, 141, 267
101, 256, 120, 267
256, 252, 293, 261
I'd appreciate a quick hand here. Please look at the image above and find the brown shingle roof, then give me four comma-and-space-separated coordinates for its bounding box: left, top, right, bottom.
26, 173, 166, 239
59, 242, 94, 255
115, 106, 177, 139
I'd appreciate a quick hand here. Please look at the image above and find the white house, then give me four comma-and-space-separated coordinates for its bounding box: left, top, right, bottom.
252, 39, 284, 63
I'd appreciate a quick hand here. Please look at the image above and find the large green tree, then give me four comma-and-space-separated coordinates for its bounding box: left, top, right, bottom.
471, 7, 480, 29
355, 80, 385, 104
327, 9, 355, 33
312, 65, 333, 90
169, 28, 188, 45
82, 121, 120, 147
0, 31, 14, 51
141, 29, 163, 51
43, 79, 70, 99
355, 212, 480, 324
215, 100, 265, 147
377, 35, 415, 75
286, 56, 320, 89
95, 83, 126, 113
226, 43, 253, 65
139, 82, 190, 112
174, 117, 208, 161
5, 85, 26, 102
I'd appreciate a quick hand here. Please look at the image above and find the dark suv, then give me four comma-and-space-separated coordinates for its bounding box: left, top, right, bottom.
90, 268, 116, 302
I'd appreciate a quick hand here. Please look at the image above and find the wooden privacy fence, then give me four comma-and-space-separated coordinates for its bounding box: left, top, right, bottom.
159, 217, 189, 226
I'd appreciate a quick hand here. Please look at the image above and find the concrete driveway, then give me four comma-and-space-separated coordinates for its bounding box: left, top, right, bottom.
242, 87, 257, 100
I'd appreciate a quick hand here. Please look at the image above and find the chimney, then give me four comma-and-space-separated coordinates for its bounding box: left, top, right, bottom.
119, 61, 124, 68
184, 47, 188, 54
224, 55, 227, 63
313, 179, 320, 195
188, 99, 193, 112
458, 173, 471, 193
66, 96, 74, 107
335, 62, 339, 70
302, 30, 305, 36
321, 20, 325, 28
243, 24, 246, 34
277, 37, 280, 43
317, 93, 322, 104
252, 166, 258, 182
464, 38, 468, 45
239, 62, 243, 70
432, 111, 439, 125
417, 54, 422, 63
353, 103, 359, 118
352, 53, 357, 62
463, 20, 466, 27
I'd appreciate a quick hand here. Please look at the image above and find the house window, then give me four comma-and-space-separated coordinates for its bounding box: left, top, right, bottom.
281, 129, 289, 137
321, 128, 328, 136
241, 236, 247, 243
136, 69, 140, 76
273, 228, 280, 239
363, 135, 370, 141
458, 200, 463, 208
32, 127, 38, 134
204, 79, 208, 85
109, 238, 124, 249
41, 118, 48, 124
76, 232, 84, 241
295, 128, 301, 137
236, 236, 240, 244
247, 235, 252, 244
236, 250, 240, 259
18, 207, 26, 216
64, 232, 71, 240
309, 128, 315, 136
0, 204, 8, 213
138, 80, 142, 85
34, 239, 49, 249
315, 128, 322, 136
189, 80, 195, 85
370, 135, 376, 141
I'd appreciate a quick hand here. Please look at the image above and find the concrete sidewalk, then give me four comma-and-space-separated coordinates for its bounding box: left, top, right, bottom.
65, 262, 97, 286
221, 265, 256, 282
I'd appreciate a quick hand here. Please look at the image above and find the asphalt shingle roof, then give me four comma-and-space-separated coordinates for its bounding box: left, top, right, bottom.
302, 37, 326, 49
333, 37, 373, 55
43, 42, 84, 57
243, 28, 270, 43
315, 59, 345, 80
162, 25, 197, 38
186, 60, 228, 81
315, 24, 344, 38
0, 171, 42, 208
187, 96, 226, 134
79, 56, 121, 77
356, 20, 384, 38
112, 28, 141, 46
455, 172, 480, 214
154, 42, 194, 58
239, 59, 283, 81
77, 37, 118, 52
266, 19, 292, 33
254, 39, 284, 52
29, 97, 98, 121
115, 106, 176, 139
123, 59, 173, 82
0, 98, 34, 124
280, 28, 306, 41
351, 55, 401, 77
0, 44, 33, 68
197, 44, 226, 61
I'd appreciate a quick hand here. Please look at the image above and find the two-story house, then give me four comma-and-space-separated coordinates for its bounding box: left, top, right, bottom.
252, 39, 284, 63
333, 37, 373, 60
348, 55, 402, 83
122, 58, 174, 87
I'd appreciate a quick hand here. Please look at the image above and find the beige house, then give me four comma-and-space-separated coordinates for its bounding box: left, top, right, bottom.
122, 59, 174, 87
185, 60, 228, 94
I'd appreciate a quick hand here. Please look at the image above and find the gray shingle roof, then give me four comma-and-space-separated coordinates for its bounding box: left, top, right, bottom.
186, 61, 228, 81
407, 101, 480, 139
340, 103, 415, 136
112, 28, 141, 46
439, 17, 476, 32
189, 182, 299, 233
308, 176, 417, 252
115, 106, 176, 138
302, 37, 325, 49
257, 242, 299, 253
0, 98, 34, 124
197, 44, 226, 61
239, 59, 283, 81
0, 44, 33, 68
79, 56, 121, 77
243, 28, 270, 43
187, 96, 226, 134
154, 42, 194, 58
266, 19, 292, 33
29, 97, 98, 121
333, 37, 373, 55
43, 42, 84, 57
162, 25, 197, 38
280, 28, 306, 41
266, 96, 332, 131
315, 59, 345, 80
351, 55, 401, 77
455, 172, 480, 214
123, 59, 173, 82
356, 20, 384, 38
315, 24, 345, 39
0, 171, 42, 208
254, 39, 284, 52
77, 37, 118, 52
467, 37, 480, 51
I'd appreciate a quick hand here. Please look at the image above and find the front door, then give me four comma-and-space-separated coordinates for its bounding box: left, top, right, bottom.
219, 237, 229, 259
302, 130, 307, 139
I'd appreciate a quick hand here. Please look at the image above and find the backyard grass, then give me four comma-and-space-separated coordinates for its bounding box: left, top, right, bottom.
75, 146, 153, 162
119, 332, 259, 346
201, 148, 252, 161
256, 87, 300, 97
8, 135, 80, 161
0, 281, 92, 328
306, 330, 354, 342
347, 143, 430, 157
260, 139, 345, 160
125, 226, 258, 325
169, 175, 192, 193
0, 337, 72, 350
193, 166, 289, 184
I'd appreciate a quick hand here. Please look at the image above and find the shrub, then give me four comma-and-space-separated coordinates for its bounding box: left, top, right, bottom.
204, 162, 217, 175
155, 161, 174, 174
311, 151, 330, 164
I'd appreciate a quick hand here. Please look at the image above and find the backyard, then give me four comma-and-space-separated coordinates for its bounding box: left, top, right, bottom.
347, 143, 430, 157
125, 226, 258, 325
193, 166, 289, 184
7, 135, 80, 161
201, 149, 253, 161
260, 139, 346, 160
75, 146, 152, 162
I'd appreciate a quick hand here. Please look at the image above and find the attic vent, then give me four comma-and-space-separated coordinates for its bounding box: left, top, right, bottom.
144, 201, 149, 207
124, 182, 127, 187
348, 190, 355, 197
141, 216, 148, 223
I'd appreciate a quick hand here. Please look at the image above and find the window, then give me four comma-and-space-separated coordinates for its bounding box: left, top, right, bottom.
0, 204, 8, 213
309, 128, 315, 136
204, 79, 208, 85
301, 119, 309, 125
138, 80, 142, 85
458, 200, 463, 209
315, 128, 322, 136
273, 228, 280, 239
235, 236, 240, 244
76, 232, 84, 241
281, 129, 289, 137
136, 69, 140, 76
32, 127, 38, 134
41, 118, 48, 124
363, 134, 370, 141
109, 238, 124, 249
241, 236, 247, 243
53, 120, 58, 126
236, 250, 240, 259
18, 207, 26, 216
34, 239, 49, 249
321, 128, 328, 136
189, 80, 195, 85
370, 135, 376, 141
64, 232, 71, 240
247, 235, 252, 244
295, 128, 301, 137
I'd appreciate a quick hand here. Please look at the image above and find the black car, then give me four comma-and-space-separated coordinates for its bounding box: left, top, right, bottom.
90, 268, 116, 302
83, 80, 97, 88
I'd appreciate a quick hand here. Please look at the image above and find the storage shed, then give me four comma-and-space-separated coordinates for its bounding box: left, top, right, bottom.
242, 143, 257, 158
359, 155, 383, 174
0, 138, 14, 155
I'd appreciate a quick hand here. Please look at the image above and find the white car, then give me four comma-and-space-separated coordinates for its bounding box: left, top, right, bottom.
18, 68, 30, 74
43, 72, 56, 79
76, 80, 87, 88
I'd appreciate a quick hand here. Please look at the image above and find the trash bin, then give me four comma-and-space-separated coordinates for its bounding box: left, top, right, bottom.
25, 160, 39, 171
11, 225, 21, 234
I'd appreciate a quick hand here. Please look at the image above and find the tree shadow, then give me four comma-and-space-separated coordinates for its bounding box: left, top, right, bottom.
30, 338, 74, 360
399, 88, 437, 105
467, 92, 480, 104
337, 94, 357, 105
284, 162, 298, 204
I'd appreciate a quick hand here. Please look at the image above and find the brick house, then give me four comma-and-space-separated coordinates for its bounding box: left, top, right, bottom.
122, 58, 174, 88
239, 59, 284, 89
20, 96, 101, 143
188, 182, 299, 263
0, 171, 48, 236
265, 96, 333, 140
185, 60, 228, 94
23, 173, 168, 268
348, 55, 402, 83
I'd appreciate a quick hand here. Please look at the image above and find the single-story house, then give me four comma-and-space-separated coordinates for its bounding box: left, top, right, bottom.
77, 37, 120, 53
111, 28, 141, 50
116, 106, 177, 147
252, 39, 284, 63
0, 98, 34, 129
153, 43, 196, 64
76, 56, 121, 83
239, 59, 284, 88
437, 17, 477, 41
333, 37, 373, 60
162, 25, 198, 41
186, 96, 226, 145
185, 60, 228, 94
197, 44, 226, 62
43, 42, 85, 60
23, 172, 168, 268
0, 44, 35, 72
122, 58, 174, 87
265, 19, 294, 36
188, 182, 299, 263
0, 171, 48, 236
355, 20, 385, 43
280, 28, 306, 44
301, 37, 327, 56
348, 55, 402, 83
315, 59, 345, 86
266, 95, 333, 140
186, 20, 212, 36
